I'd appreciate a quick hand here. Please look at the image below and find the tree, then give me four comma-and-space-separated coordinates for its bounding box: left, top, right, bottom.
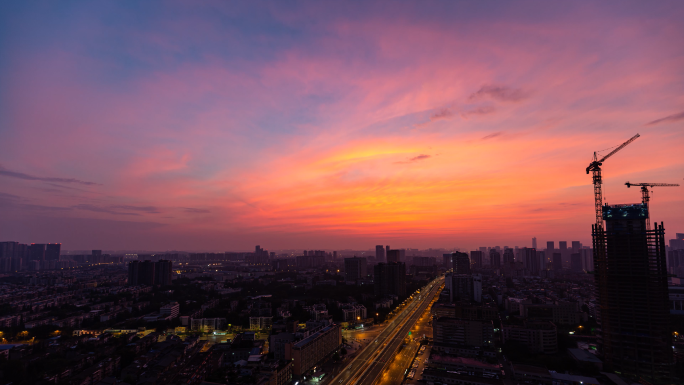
340, 347, 347, 355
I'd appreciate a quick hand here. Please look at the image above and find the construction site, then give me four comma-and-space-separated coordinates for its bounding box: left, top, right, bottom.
587, 134, 677, 381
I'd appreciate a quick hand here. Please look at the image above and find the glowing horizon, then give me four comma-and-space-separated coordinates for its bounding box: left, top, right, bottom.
1, 2, 683, 251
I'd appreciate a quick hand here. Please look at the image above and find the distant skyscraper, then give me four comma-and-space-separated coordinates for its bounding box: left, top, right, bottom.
522, 248, 538, 275
29, 244, 45, 261
452, 252, 470, 274
375, 245, 385, 262
532, 237, 537, 249
570, 253, 582, 272
489, 249, 501, 268
472, 274, 482, 303
443, 253, 452, 269
503, 248, 515, 266
374, 262, 406, 298
559, 241, 569, 267
546, 241, 554, 253
552, 253, 563, 271
45, 243, 61, 261
155, 260, 173, 285
128, 260, 158, 285
344, 257, 367, 281
593, 203, 672, 380
386, 245, 390, 259
450, 274, 473, 303
387, 249, 400, 263
571, 241, 581, 253
470, 251, 483, 269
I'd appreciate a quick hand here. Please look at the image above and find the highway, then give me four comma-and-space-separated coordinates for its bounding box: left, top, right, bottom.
327, 276, 443, 385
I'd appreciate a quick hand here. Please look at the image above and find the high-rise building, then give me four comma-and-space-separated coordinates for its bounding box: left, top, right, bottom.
155, 260, 173, 285
522, 247, 538, 275
45, 243, 61, 261
344, 257, 367, 281
386, 245, 390, 259
559, 241, 569, 267
570, 253, 582, 272
375, 245, 385, 262
593, 203, 672, 380
450, 274, 473, 303
546, 241, 554, 254
472, 274, 482, 303
489, 249, 501, 268
443, 253, 452, 269
532, 237, 537, 249
503, 248, 515, 266
374, 262, 406, 298
29, 244, 45, 261
552, 253, 563, 271
571, 241, 581, 253
470, 251, 483, 269
128, 260, 159, 286
387, 249, 401, 263
452, 252, 470, 274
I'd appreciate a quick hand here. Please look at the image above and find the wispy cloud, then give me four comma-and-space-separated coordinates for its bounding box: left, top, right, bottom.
184, 208, 210, 214
469, 85, 529, 103
111, 205, 160, 214
645, 111, 684, 126
481, 132, 503, 140
430, 107, 455, 121
73, 204, 140, 215
0, 166, 100, 186
460, 106, 496, 119
395, 154, 432, 164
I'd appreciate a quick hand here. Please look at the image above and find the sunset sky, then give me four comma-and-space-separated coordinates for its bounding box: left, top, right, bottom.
1, 1, 683, 251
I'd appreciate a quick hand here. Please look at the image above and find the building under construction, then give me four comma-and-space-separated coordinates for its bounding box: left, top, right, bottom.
592, 203, 672, 380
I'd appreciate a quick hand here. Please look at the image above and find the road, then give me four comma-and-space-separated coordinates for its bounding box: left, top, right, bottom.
379, 309, 434, 385
327, 276, 442, 385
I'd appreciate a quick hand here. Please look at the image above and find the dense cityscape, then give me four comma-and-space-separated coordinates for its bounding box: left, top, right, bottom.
0, 230, 683, 384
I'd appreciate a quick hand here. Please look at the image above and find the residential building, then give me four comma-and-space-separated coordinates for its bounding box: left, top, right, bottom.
344, 257, 367, 281
285, 324, 341, 377
502, 320, 557, 354
374, 262, 406, 298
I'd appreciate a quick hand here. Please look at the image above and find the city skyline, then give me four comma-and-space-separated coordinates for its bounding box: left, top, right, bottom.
1, 2, 683, 250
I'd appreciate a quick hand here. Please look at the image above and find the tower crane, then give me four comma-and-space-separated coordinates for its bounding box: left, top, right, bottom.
586, 133, 640, 228
625, 181, 680, 229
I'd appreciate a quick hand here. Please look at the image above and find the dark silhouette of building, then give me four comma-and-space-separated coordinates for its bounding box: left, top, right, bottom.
503, 248, 515, 266
272, 258, 296, 272
570, 253, 582, 272
344, 257, 367, 281
559, 241, 569, 267
375, 245, 385, 262
452, 252, 470, 274
470, 251, 483, 269
45, 243, 61, 261
443, 253, 452, 269
489, 249, 500, 268
592, 203, 672, 380
553, 253, 563, 271
374, 262, 406, 298
128, 260, 163, 285
522, 247, 538, 275
387, 249, 401, 263
450, 274, 472, 302
29, 244, 45, 261
155, 260, 173, 286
